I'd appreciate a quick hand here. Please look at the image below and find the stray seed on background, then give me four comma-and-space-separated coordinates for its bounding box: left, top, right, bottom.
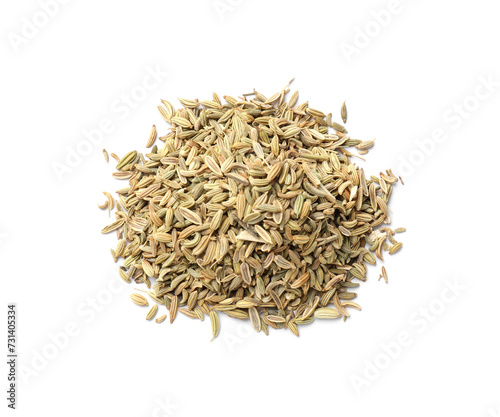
146, 125, 157, 148
379, 266, 388, 283
210, 310, 220, 340
146, 304, 158, 320
130, 293, 149, 306
341, 101, 347, 123
156, 314, 167, 323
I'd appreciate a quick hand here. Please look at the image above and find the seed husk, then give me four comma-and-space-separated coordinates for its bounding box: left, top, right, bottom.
341, 301, 361, 311
379, 266, 388, 283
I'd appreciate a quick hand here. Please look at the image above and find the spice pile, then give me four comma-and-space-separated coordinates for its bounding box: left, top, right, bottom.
100, 81, 404, 338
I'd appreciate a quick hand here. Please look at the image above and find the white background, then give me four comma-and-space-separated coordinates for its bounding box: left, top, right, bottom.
1, 1, 500, 416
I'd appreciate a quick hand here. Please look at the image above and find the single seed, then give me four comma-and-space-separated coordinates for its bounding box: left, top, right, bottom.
210, 310, 220, 340
341, 101, 347, 123
156, 314, 167, 323
379, 266, 388, 283
130, 294, 148, 306
146, 304, 158, 320
146, 125, 157, 148
314, 308, 342, 319
389, 242, 403, 254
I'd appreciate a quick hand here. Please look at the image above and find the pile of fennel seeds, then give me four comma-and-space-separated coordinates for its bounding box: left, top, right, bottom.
100, 81, 404, 339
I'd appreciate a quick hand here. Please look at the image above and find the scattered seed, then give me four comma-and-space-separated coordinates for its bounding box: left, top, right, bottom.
130, 293, 148, 306
155, 314, 167, 323
210, 310, 220, 340
146, 304, 158, 320
389, 242, 403, 254
341, 101, 347, 123
146, 125, 157, 148
379, 266, 388, 283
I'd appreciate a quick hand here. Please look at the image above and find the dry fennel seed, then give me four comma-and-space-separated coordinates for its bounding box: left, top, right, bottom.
379, 266, 388, 283
130, 293, 149, 306
101, 81, 404, 340
341, 101, 347, 124
146, 304, 158, 320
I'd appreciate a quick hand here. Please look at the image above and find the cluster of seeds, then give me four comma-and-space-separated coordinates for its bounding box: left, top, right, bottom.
100, 81, 404, 339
